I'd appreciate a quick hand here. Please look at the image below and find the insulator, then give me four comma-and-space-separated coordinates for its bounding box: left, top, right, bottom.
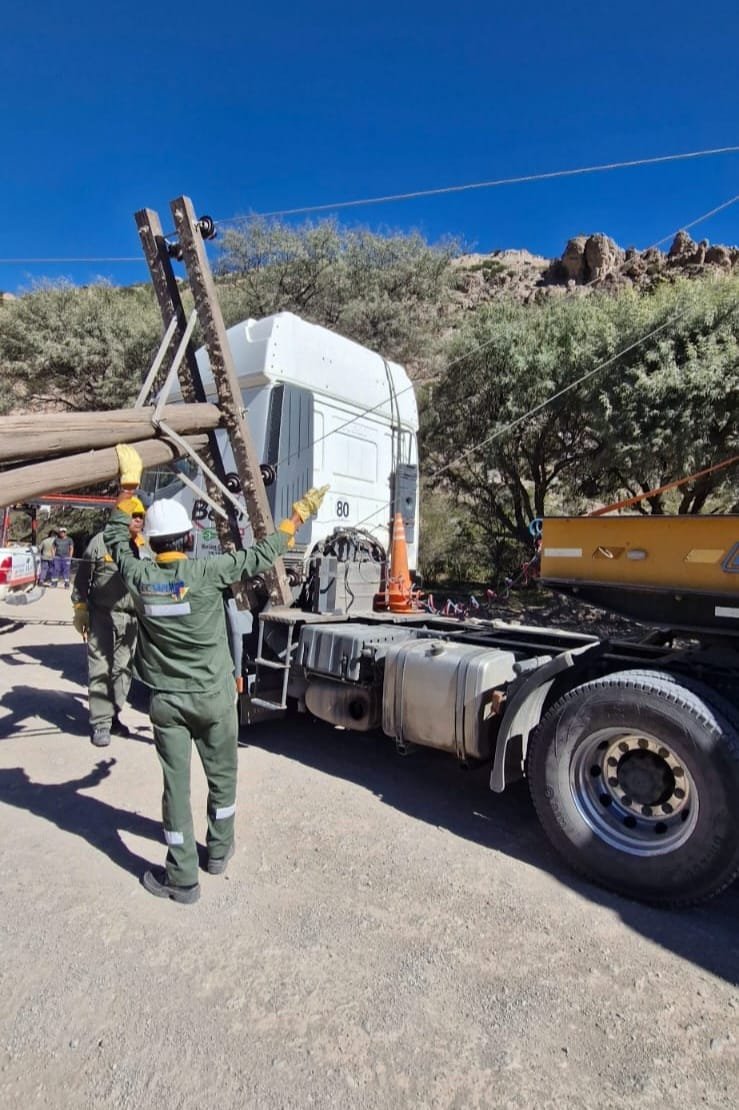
197, 215, 217, 241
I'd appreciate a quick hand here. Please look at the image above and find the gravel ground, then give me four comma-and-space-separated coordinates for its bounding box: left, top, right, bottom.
0, 588, 737, 1110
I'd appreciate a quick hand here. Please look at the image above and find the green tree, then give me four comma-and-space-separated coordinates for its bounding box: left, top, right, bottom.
421, 275, 739, 577
214, 217, 458, 367
0, 281, 162, 413
422, 293, 616, 548
589, 276, 739, 513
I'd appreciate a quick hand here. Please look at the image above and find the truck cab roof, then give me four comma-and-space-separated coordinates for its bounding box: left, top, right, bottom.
189, 311, 418, 431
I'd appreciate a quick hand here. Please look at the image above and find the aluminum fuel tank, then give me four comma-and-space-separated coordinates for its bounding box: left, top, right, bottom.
382, 639, 517, 760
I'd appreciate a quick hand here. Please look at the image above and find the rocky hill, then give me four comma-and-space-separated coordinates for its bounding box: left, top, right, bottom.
452, 231, 739, 307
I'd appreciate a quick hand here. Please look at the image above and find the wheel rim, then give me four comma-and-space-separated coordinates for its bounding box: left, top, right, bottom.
570, 727, 699, 856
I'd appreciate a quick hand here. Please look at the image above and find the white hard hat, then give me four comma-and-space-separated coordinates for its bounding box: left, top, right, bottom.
143, 499, 192, 539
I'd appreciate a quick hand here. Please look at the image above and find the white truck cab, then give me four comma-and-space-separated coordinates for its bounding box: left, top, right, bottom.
143, 311, 419, 567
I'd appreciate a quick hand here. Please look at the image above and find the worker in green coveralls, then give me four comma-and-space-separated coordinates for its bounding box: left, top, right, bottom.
71, 512, 148, 747
104, 443, 328, 905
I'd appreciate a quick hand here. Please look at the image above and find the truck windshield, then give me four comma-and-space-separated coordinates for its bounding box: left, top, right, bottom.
139, 458, 199, 500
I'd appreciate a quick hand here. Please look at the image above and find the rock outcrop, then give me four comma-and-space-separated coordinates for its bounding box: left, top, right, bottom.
452, 231, 739, 308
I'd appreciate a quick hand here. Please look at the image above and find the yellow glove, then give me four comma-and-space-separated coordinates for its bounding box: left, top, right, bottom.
292, 484, 330, 523
73, 603, 90, 640
115, 443, 143, 489
278, 518, 296, 549
116, 495, 146, 517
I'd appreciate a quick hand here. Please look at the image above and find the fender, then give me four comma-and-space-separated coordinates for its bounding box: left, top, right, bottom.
490, 641, 604, 792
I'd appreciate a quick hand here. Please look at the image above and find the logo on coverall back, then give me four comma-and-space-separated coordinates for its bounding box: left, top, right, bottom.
141, 580, 191, 617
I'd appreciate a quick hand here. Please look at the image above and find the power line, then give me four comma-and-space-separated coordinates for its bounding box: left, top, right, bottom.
2, 144, 737, 266
426, 191, 739, 481
220, 145, 739, 222
275, 188, 739, 477
641, 192, 739, 252
0, 257, 143, 264
428, 315, 685, 479
324, 190, 739, 530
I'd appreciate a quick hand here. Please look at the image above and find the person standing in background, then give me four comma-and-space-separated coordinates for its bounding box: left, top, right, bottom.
53, 527, 74, 588
38, 531, 57, 586
72, 512, 148, 747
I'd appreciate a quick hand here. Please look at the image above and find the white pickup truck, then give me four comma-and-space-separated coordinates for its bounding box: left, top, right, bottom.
0, 545, 39, 603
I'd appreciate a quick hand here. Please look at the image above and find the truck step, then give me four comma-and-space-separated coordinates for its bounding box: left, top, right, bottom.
249, 696, 287, 711
255, 657, 290, 671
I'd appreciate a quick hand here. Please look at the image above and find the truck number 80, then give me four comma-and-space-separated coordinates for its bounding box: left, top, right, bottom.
336, 500, 350, 518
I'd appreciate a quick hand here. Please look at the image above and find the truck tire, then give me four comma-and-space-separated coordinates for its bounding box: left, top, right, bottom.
526, 670, 739, 906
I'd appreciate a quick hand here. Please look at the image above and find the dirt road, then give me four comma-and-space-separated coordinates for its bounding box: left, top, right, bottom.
0, 588, 737, 1109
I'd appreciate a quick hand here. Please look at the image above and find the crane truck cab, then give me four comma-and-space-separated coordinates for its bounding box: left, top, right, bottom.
141, 311, 419, 581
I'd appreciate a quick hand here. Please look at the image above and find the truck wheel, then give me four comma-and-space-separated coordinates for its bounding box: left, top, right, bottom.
526, 670, 739, 906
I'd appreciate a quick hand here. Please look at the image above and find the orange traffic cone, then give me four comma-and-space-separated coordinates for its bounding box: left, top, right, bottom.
387, 512, 416, 613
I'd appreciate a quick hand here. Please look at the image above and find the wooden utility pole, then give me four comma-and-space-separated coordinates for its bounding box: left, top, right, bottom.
136, 206, 264, 610
0, 436, 209, 508
0, 404, 221, 464
170, 195, 292, 607
135, 209, 242, 547
135, 209, 203, 406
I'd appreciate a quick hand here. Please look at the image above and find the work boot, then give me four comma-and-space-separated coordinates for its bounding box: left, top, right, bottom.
207, 841, 235, 876
111, 715, 131, 738
91, 725, 111, 747
142, 868, 200, 904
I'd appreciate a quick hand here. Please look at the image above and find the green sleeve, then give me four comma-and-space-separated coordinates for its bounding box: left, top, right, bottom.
71, 534, 102, 605
203, 531, 289, 590
103, 510, 147, 589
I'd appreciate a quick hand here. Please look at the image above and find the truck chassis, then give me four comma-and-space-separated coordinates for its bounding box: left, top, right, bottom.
248, 607, 739, 908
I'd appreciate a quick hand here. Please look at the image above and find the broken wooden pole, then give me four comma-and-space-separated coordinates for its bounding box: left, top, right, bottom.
0, 404, 221, 465
135, 206, 249, 603
171, 194, 293, 607
0, 435, 209, 508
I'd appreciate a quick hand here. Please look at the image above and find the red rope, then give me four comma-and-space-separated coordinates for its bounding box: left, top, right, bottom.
588, 455, 739, 516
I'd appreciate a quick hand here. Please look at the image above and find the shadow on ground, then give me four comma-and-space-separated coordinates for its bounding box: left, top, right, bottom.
0, 685, 90, 739
243, 715, 739, 988
4, 641, 86, 686
0, 758, 162, 878
0, 643, 152, 743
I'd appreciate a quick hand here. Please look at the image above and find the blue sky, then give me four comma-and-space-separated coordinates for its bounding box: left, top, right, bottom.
1, 0, 738, 293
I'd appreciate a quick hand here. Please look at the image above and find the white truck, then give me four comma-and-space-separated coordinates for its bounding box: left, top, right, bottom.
141, 311, 419, 580
140, 308, 739, 909
0, 545, 39, 604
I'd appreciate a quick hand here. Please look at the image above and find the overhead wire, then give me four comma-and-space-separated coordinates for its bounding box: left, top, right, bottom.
427, 191, 739, 480
428, 315, 690, 480
2, 144, 738, 265
273, 188, 739, 478
3, 158, 737, 533
0, 256, 143, 264
215, 145, 739, 222
333, 188, 739, 531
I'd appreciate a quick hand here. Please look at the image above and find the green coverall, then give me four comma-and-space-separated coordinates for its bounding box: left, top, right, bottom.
104, 509, 288, 886
71, 532, 139, 731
